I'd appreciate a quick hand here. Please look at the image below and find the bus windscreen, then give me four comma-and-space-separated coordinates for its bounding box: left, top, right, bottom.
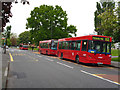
88, 41, 111, 54
23, 45, 28, 48
51, 41, 58, 50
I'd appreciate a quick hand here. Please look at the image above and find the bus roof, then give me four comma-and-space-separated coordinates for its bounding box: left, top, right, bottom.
58, 35, 112, 42
39, 39, 58, 43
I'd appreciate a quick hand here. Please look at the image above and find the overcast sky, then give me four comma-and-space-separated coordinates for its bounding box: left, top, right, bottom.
6, 0, 101, 37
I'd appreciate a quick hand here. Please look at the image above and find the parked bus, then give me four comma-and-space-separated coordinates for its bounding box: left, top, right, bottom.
19, 44, 29, 50
39, 39, 58, 55
57, 35, 112, 65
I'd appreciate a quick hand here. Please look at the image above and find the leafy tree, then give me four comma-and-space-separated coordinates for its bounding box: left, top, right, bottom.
113, 1, 120, 43
7, 39, 12, 46
10, 33, 18, 46
94, 0, 120, 43
2, 25, 11, 46
94, 0, 115, 35
10, 37, 17, 46
67, 25, 77, 37
18, 31, 31, 44
26, 5, 77, 45
97, 9, 117, 36
6, 25, 11, 39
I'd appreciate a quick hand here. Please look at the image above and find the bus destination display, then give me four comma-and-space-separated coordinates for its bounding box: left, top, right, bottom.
92, 36, 110, 42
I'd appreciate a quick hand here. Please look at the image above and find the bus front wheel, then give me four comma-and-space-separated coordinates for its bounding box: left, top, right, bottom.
40, 50, 42, 54
76, 55, 80, 64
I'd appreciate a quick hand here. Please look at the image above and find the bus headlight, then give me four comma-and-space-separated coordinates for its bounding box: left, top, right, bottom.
109, 55, 112, 58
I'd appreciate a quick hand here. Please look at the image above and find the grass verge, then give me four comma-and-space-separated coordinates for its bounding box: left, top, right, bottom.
28, 47, 38, 51
111, 49, 119, 56
111, 57, 120, 62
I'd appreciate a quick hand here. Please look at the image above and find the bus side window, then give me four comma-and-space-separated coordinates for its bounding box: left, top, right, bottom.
65, 42, 69, 49
49, 43, 51, 49
82, 40, 87, 51
76, 41, 81, 50
62, 42, 65, 49
43, 43, 45, 48
46, 43, 48, 48
71, 41, 76, 50
59, 42, 61, 49
68, 41, 71, 49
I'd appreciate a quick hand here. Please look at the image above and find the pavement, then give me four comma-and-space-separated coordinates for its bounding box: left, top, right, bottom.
0, 48, 10, 90
110, 56, 120, 68
110, 61, 120, 68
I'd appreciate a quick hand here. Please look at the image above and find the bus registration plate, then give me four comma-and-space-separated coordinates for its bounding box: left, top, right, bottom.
97, 62, 103, 64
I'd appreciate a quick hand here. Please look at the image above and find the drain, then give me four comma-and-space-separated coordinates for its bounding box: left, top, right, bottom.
9, 71, 26, 79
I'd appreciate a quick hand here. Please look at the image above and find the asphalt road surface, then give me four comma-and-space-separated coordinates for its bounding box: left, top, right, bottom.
6, 48, 120, 88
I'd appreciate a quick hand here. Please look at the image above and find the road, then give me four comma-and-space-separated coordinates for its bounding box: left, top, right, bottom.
6, 48, 120, 88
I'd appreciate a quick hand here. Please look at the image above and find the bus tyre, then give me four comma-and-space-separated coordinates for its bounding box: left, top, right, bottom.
76, 55, 80, 64
61, 53, 63, 59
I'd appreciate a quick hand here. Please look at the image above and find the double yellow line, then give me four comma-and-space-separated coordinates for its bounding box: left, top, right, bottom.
9, 53, 14, 62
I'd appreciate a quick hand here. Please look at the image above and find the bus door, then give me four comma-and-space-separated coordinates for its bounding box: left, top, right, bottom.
62, 42, 67, 58
67, 41, 76, 60
80, 40, 88, 61
64, 41, 70, 59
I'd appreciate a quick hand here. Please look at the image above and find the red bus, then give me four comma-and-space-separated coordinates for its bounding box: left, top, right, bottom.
39, 39, 58, 55
57, 35, 112, 65
19, 44, 29, 50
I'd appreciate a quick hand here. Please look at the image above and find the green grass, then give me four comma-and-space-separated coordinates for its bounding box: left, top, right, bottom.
28, 47, 39, 51
111, 57, 120, 62
111, 49, 119, 56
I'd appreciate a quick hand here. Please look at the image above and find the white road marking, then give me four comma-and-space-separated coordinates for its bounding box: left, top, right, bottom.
4, 67, 8, 76
57, 62, 74, 69
46, 58, 54, 61
81, 70, 120, 86
37, 55, 42, 57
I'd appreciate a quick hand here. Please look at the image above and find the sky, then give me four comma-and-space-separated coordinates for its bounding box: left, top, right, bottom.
6, 0, 101, 37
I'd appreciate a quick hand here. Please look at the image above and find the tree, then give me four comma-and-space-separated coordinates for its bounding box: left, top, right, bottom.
18, 31, 31, 44
97, 9, 117, 36
66, 25, 77, 37
113, 1, 120, 43
6, 25, 11, 38
94, 0, 115, 35
10, 33, 18, 46
94, 0, 120, 43
2, 25, 11, 46
26, 5, 77, 45
1, 2, 12, 31
7, 38, 12, 46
